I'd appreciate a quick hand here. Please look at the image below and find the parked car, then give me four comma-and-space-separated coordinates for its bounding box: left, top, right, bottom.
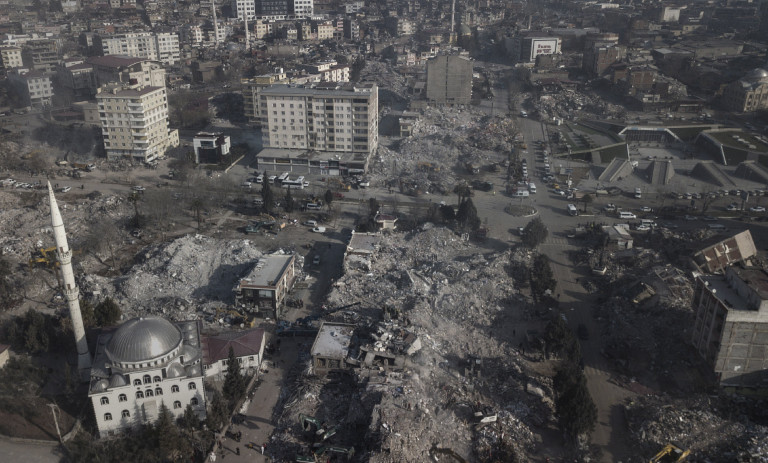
60, 186, 71, 193
640, 206, 652, 212
311, 226, 326, 233
131, 185, 145, 192
749, 206, 766, 212
727, 203, 739, 211
312, 255, 321, 265
636, 224, 651, 231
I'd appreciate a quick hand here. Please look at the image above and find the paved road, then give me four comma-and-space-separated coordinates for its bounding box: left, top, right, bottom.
0, 437, 62, 463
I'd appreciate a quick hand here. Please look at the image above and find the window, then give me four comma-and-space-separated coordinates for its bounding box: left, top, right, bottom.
143, 375, 151, 384
172, 385, 180, 393
133, 379, 142, 386
118, 394, 127, 402
188, 382, 197, 390
154, 376, 161, 383
104, 413, 112, 421
145, 389, 154, 397
173, 401, 182, 409
190, 397, 199, 405
122, 410, 130, 418
136, 391, 144, 399
101, 397, 109, 405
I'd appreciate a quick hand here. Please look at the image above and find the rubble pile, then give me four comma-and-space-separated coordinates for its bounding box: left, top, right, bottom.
81, 235, 268, 320
270, 226, 549, 462
534, 89, 627, 123
625, 395, 768, 462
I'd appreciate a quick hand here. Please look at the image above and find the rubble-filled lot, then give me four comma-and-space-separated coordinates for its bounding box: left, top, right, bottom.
268, 226, 559, 462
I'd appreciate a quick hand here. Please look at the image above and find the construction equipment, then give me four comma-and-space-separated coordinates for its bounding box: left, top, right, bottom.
29, 247, 60, 269
327, 178, 351, 191
649, 444, 691, 463
214, 308, 256, 327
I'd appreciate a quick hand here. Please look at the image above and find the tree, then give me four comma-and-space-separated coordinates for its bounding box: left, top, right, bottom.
350, 56, 366, 81
368, 197, 379, 217
127, 192, 142, 228
284, 188, 295, 213
222, 346, 246, 404
0, 256, 20, 308
180, 404, 200, 431
189, 196, 207, 230
522, 217, 548, 249
79, 299, 95, 328
206, 389, 228, 432
456, 198, 481, 230
530, 253, 556, 302
154, 403, 192, 462
94, 298, 121, 327
453, 183, 472, 204
581, 193, 593, 213
439, 204, 456, 222
555, 370, 597, 442
324, 189, 334, 212
261, 171, 274, 213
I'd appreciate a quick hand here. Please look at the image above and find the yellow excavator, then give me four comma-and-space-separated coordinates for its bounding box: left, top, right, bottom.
650, 444, 691, 463
214, 308, 257, 328
29, 247, 60, 269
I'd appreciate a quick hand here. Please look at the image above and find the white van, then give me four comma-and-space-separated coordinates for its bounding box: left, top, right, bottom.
528, 183, 537, 194
567, 204, 579, 216
514, 190, 530, 198
619, 211, 637, 219
306, 203, 323, 210
640, 219, 655, 227
256, 174, 264, 184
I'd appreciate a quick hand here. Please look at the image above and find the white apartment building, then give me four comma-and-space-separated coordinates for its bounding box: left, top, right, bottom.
88, 317, 206, 438
98, 32, 180, 65
233, 0, 257, 20
8, 68, 53, 108
316, 21, 334, 40
88, 55, 166, 89
260, 82, 378, 154
293, 0, 313, 17
0, 45, 23, 70
182, 24, 204, 46
254, 20, 275, 39
96, 83, 179, 162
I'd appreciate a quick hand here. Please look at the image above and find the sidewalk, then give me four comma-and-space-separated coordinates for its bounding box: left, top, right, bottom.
211, 336, 300, 462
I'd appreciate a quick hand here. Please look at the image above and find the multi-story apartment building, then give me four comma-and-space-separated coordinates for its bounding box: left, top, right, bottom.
97, 32, 180, 66
8, 68, 53, 108
58, 59, 96, 99
243, 70, 289, 124
21, 39, 59, 72
0, 45, 23, 72
181, 25, 204, 46
691, 264, 768, 387
426, 55, 473, 106
722, 68, 768, 113
260, 82, 378, 154
293, 0, 313, 17
253, 20, 275, 39
233, 0, 257, 20
96, 83, 179, 162
88, 55, 166, 88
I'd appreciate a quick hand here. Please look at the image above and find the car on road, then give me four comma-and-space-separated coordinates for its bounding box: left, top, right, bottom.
640, 206, 652, 212
312, 255, 320, 265
727, 203, 740, 211
60, 186, 71, 193
312, 226, 326, 233
131, 185, 145, 192
684, 215, 697, 221
636, 224, 651, 231
749, 206, 766, 212
702, 216, 718, 221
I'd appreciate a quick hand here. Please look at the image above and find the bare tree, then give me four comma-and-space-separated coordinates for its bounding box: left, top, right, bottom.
83, 220, 121, 270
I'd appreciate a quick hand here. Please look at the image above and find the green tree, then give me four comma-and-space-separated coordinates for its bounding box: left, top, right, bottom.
222, 346, 246, 404
180, 404, 200, 431
530, 253, 556, 302
555, 370, 597, 442
0, 256, 20, 308
261, 171, 274, 213
440, 204, 456, 222
453, 183, 472, 204
456, 198, 481, 231
284, 188, 295, 213
155, 403, 192, 462
522, 217, 548, 248
324, 189, 334, 212
94, 298, 121, 327
581, 193, 593, 213
79, 299, 95, 328
206, 389, 228, 432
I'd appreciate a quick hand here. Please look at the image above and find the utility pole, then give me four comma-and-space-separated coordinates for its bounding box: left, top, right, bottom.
48, 403, 62, 443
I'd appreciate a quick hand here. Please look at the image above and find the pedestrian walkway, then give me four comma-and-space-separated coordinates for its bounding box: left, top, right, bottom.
210, 336, 300, 462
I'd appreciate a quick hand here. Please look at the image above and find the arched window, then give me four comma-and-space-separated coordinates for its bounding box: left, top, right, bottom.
136, 391, 144, 399
153, 376, 161, 383
171, 385, 179, 393
145, 389, 154, 397
190, 397, 198, 406
155, 387, 163, 396
133, 379, 142, 386
118, 394, 127, 402
143, 375, 151, 384
100, 397, 109, 405
188, 382, 196, 390
173, 401, 182, 409
104, 413, 113, 421
121, 410, 130, 418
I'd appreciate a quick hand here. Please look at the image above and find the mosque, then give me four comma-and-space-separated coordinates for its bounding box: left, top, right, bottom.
47, 183, 207, 437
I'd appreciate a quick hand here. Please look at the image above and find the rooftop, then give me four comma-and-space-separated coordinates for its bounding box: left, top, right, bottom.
87, 55, 147, 68
238, 254, 294, 288
202, 328, 265, 364
257, 147, 361, 163
311, 322, 355, 359
260, 82, 377, 97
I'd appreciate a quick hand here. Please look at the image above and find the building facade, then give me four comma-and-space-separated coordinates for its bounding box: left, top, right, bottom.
88, 317, 207, 438
88, 55, 166, 89
193, 132, 231, 164
722, 68, 768, 113
0, 46, 23, 72
97, 32, 180, 65
260, 82, 378, 154
202, 328, 266, 379
96, 83, 179, 162
233, 0, 257, 20
8, 68, 53, 108
426, 55, 473, 106
691, 266, 768, 388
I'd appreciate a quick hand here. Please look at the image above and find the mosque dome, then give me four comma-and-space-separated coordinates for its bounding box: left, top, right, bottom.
106, 317, 182, 364
108, 374, 128, 388
92, 379, 109, 392
166, 363, 186, 379
745, 68, 768, 82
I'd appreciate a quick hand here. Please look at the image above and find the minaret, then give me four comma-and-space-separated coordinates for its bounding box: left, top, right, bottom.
212, 0, 220, 46
48, 182, 92, 377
